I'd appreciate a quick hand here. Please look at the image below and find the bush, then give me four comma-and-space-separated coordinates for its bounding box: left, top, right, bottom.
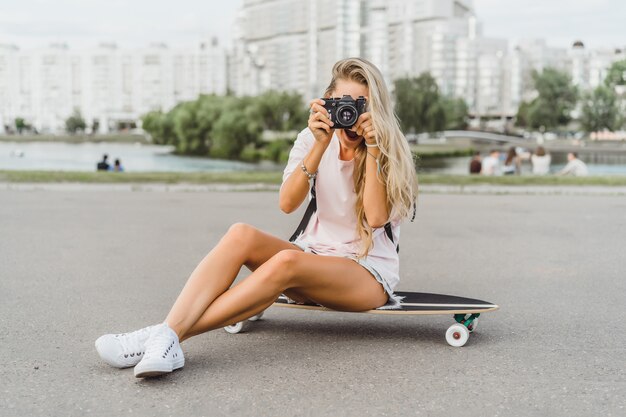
140, 93, 305, 160
65, 109, 87, 134
239, 144, 263, 162
141, 110, 176, 145
262, 139, 293, 163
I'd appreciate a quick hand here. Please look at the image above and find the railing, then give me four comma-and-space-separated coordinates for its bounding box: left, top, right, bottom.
443, 130, 528, 145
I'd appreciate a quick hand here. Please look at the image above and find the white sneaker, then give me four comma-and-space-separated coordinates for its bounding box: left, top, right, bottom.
95, 325, 156, 368
134, 323, 184, 378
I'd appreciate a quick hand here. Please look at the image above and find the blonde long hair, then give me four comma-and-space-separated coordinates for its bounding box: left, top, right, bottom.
324, 58, 418, 257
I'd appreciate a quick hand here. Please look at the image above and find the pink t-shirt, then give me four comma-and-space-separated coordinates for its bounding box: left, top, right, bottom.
281, 128, 401, 291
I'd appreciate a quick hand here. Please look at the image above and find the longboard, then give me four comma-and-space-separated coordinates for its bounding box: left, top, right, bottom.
223, 291, 499, 347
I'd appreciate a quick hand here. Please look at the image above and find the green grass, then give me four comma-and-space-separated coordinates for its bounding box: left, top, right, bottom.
411, 145, 475, 159
0, 170, 284, 184
0, 133, 149, 144
2, 170, 626, 186
417, 175, 626, 186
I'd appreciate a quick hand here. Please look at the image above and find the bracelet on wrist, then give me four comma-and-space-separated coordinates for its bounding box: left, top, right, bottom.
301, 160, 318, 180
364, 141, 378, 148
366, 151, 381, 175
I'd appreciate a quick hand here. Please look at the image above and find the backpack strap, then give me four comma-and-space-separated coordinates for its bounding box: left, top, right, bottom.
384, 222, 399, 253
289, 178, 317, 242
383, 200, 415, 253
384, 222, 394, 243
289, 180, 415, 255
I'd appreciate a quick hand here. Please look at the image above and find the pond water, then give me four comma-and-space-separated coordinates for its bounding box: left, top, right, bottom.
417, 152, 626, 176
0, 141, 272, 172
2, 141, 626, 176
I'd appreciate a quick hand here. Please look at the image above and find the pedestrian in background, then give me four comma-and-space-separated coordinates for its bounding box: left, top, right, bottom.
531, 146, 551, 175
481, 149, 500, 175
469, 151, 482, 174
558, 152, 588, 177
96, 154, 110, 171
502, 147, 521, 175
114, 159, 124, 172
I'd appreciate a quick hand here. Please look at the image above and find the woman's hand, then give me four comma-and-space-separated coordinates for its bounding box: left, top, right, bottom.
351, 112, 376, 145
308, 99, 334, 146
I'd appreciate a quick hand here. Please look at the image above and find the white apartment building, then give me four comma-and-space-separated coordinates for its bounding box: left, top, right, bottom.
0, 39, 226, 133
231, 0, 479, 97
3, 2, 624, 132
0, 44, 26, 131
231, 0, 626, 123
383, 0, 475, 95
508, 39, 625, 115
568, 42, 625, 90
230, 0, 513, 118
229, 0, 362, 99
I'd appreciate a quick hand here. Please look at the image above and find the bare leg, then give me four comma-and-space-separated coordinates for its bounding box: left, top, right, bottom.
165, 223, 301, 338
180, 249, 387, 341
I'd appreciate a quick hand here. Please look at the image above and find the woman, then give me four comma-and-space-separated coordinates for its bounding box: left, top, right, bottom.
531, 146, 551, 175
113, 158, 124, 172
95, 58, 418, 378
469, 151, 482, 175
502, 146, 520, 175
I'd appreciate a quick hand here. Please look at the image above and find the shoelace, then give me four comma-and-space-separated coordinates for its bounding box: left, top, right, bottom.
116, 326, 153, 358
143, 327, 176, 359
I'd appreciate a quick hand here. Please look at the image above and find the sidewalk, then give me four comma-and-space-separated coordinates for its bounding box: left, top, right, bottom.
3, 181, 626, 195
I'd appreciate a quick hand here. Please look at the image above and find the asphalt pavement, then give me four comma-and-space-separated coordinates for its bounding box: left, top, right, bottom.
1, 188, 624, 416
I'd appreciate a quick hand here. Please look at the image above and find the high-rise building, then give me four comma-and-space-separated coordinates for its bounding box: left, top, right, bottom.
230, 0, 514, 118
382, 0, 475, 95
231, 0, 477, 94
0, 44, 21, 132
2, 2, 624, 132
229, 0, 362, 99
508, 39, 625, 113
552, 41, 626, 92
0, 39, 226, 133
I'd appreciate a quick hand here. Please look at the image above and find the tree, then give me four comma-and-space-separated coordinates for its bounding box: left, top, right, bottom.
604, 59, 626, 88
91, 119, 100, 135
140, 92, 303, 160
141, 110, 176, 145
172, 101, 210, 155
580, 85, 620, 132
603, 59, 626, 130
249, 91, 308, 131
515, 101, 532, 127
65, 109, 87, 134
210, 98, 262, 159
441, 96, 469, 130
526, 68, 578, 130
394, 74, 446, 133
15, 117, 28, 134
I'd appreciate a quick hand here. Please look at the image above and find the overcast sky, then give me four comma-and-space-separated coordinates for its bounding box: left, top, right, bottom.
474, 0, 626, 49
0, 0, 624, 50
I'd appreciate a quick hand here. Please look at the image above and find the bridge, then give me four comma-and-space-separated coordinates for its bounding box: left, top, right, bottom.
437, 130, 626, 154
442, 130, 530, 146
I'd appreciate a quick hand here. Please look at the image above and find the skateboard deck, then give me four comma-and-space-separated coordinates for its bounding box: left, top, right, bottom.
273, 291, 498, 315
224, 291, 498, 347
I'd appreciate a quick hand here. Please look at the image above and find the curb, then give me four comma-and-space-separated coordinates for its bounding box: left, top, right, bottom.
3, 182, 626, 195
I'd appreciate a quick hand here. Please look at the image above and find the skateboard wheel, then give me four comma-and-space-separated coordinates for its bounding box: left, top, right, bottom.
248, 311, 264, 322
467, 318, 478, 333
445, 324, 469, 347
224, 321, 249, 334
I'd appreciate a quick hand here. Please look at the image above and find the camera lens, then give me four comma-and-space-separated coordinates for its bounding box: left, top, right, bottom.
337, 105, 357, 126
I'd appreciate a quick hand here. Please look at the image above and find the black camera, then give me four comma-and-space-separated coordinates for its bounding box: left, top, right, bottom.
322, 95, 367, 129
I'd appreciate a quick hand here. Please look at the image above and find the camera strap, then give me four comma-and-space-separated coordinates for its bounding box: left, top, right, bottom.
288, 178, 400, 253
